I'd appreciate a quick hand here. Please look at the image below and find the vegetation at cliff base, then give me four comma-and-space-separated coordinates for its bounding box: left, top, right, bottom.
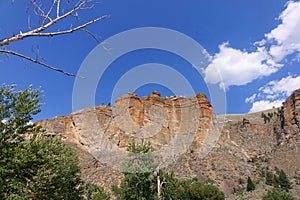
0, 84, 109, 200
113, 140, 225, 200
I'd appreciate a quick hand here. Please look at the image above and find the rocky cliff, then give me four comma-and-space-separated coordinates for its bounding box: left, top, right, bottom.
38, 91, 219, 188
37, 89, 300, 198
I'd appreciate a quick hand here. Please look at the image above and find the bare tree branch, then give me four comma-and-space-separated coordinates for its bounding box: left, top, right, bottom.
28, 15, 32, 30
42, 0, 56, 25
0, 0, 108, 77
80, 28, 101, 43
0, 0, 106, 47
0, 49, 83, 78
56, 0, 61, 18
27, 16, 107, 37
30, 0, 45, 18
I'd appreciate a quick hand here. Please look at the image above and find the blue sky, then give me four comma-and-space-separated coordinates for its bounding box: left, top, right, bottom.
1, 0, 300, 120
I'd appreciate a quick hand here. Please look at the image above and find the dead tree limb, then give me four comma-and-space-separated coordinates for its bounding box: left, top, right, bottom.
0, 0, 107, 76
0, 49, 83, 77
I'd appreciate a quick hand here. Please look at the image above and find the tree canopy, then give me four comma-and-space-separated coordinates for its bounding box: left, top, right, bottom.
113, 140, 225, 200
0, 84, 109, 199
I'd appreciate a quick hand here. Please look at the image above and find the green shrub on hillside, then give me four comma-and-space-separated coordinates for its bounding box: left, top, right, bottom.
83, 183, 110, 200
262, 188, 295, 200
265, 169, 291, 191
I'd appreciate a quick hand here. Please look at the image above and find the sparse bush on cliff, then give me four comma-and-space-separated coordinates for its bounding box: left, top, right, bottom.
262, 188, 295, 200
277, 169, 292, 191
246, 177, 255, 191
264, 169, 291, 191
261, 111, 278, 123
266, 171, 275, 186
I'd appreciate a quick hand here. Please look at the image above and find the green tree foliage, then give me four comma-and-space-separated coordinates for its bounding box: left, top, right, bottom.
159, 172, 225, 200
117, 171, 157, 200
159, 171, 180, 199
175, 178, 225, 200
125, 140, 157, 173
83, 183, 110, 200
266, 171, 275, 186
246, 176, 255, 191
20, 136, 83, 199
277, 169, 292, 191
114, 140, 158, 200
114, 141, 224, 200
0, 84, 108, 199
0, 84, 43, 199
262, 188, 295, 200
261, 111, 277, 123
0, 84, 41, 144
265, 169, 291, 191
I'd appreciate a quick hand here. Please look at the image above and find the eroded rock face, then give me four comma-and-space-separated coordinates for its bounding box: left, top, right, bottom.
37, 91, 218, 189
281, 88, 300, 141
268, 88, 300, 185
37, 89, 300, 197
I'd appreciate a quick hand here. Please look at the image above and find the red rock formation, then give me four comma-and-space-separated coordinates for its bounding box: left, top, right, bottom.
281, 88, 300, 141
37, 91, 218, 189
37, 89, 300, 197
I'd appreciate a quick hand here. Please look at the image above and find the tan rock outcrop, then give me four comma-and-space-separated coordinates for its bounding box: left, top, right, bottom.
37, 89, 300, 197
37, 91, 218, 189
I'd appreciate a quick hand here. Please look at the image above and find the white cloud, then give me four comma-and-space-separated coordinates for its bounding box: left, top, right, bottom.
204, 1, 300, 89
266, 0, 300, 62
245, 94, 257, 103
249, 100, 284, 113
260, 74, 300, 97
246, 74, 300, 113
204, 43, 281, 89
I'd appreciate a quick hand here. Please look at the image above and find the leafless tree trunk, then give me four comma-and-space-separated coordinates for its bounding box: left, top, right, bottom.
157, 167, 161, 200
0, 0, 108, 77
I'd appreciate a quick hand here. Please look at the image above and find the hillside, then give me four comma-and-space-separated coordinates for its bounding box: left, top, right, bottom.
37, 89, 300, 199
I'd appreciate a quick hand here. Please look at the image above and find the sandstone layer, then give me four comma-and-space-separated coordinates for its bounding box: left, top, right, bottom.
37, 89, 300, 198
38, 91, 219, 189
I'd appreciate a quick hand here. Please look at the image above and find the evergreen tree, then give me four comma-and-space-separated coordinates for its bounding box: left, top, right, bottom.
266, 171, 274, 186
265, 169, 291, 191
246, 176, 255, 191
277, 169, 291, 191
